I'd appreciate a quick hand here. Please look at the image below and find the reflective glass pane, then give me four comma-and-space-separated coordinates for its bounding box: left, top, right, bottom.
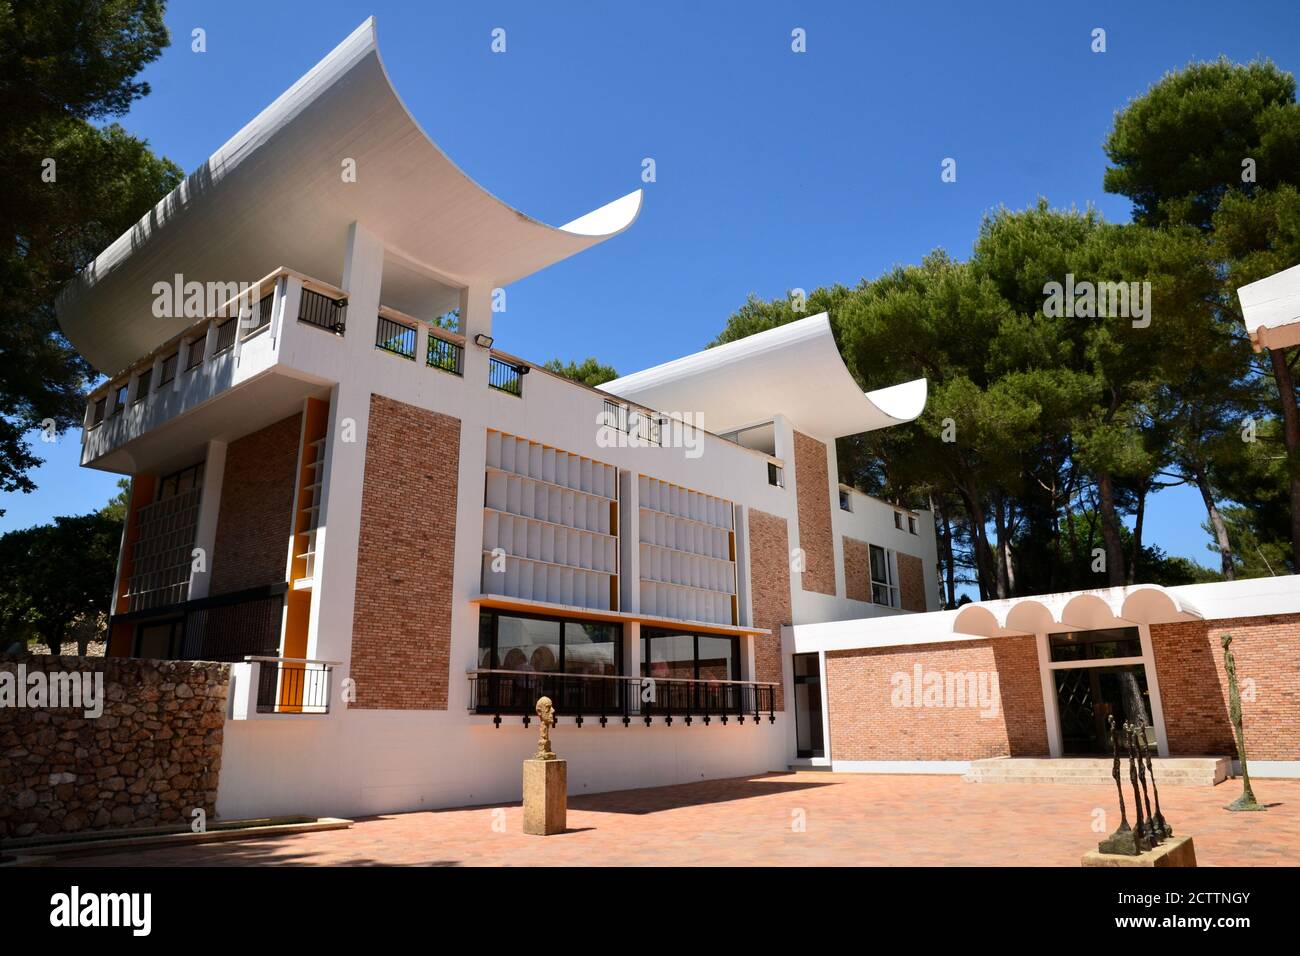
564, 622, 619, 675
496, 615, 561, 672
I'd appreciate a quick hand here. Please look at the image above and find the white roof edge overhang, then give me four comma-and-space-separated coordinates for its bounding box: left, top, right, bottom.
1237, 262, 1300, 352
601, 313, 928, 439
950, 585, 1205, 638
56, 16, 642, 373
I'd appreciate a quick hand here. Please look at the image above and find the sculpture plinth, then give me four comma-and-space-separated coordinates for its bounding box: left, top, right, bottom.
522, 696, 567, 835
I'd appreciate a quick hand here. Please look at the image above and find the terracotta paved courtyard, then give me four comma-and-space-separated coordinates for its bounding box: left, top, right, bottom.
46, 772, 1300, 867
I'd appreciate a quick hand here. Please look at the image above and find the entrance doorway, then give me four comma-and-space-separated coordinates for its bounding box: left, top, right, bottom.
793, 653, 824, 759
1047, 628, 1156, 755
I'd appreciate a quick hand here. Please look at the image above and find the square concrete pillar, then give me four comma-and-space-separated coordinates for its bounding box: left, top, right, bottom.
522, 759, 567, 835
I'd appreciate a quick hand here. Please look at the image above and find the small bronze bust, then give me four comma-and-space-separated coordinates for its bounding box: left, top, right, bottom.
534, 696, 557, 761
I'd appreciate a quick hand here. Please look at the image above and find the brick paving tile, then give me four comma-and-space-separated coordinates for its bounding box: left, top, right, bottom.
42, 772, 1300, 867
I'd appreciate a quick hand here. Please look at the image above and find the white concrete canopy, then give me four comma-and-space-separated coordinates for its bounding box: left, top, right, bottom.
1237, 262, 1300, 352
951, 585, 1204, 637
57, 17, 641, 372
601, 313, 928, 439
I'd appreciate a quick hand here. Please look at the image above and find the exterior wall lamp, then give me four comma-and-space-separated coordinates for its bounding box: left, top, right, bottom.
473, 333, 494, 349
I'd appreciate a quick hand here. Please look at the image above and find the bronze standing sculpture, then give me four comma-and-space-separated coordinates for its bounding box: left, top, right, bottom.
1221, 634, 1264, 812
1099, 714, 1141, 855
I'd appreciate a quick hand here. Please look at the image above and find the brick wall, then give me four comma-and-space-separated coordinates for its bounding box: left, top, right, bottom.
825, 636, 1048, 761
844, 536, 871, 603
210, 413, 301, 595
350, 394, 460, 710
793, 431, 836, 596
747, 509, 792, 710
897, 553, 927, 612
1150, 613, 1300, 760
0, 656, 228, 838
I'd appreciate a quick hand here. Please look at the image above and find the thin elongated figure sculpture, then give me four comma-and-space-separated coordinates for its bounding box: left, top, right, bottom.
1222, 634, 1264, 812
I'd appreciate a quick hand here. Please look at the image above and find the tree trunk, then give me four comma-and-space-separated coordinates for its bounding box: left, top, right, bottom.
1194, 469, 1236, 581
960, 487, 993, 600
1268, 347, 1300, 567
1128, 484, 1146, 585
992, 495, 1010, 599
1095, 471, 1126, 587
937, 497, 957, 607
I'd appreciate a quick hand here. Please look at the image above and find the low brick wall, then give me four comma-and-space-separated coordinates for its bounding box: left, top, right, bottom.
0, 656, 229, 839
1151, 613, 1300, 760
826, 635, 1049, 761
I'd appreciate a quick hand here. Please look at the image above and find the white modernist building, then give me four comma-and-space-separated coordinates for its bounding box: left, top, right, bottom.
64, 19, 939, 818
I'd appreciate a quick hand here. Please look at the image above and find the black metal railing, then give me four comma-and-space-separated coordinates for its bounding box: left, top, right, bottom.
427, 333, 464, 375
467, 670, 777, 727
298, 287, 347, 334
242, 291, 275, 339
601, 399, 663, 446
213, 317, 237, 353
488, 356, 525, 396
254, 658, 333, 714
179, 586, 286, 661
375, 314, 417, 358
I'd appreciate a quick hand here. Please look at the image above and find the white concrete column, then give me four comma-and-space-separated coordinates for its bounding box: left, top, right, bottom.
414, 322, 429, 369
202, 319, 219, 363
619, 469, 640, 613
188, 440, 227, 600
458, 284, 493, 390
305, 223, 385, 672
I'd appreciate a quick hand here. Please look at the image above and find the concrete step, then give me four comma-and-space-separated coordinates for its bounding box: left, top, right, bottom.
962, 756, 1229, 787
787, 764, 834, 773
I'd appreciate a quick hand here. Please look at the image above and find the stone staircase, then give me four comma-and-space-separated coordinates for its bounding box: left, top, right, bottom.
962, 756, 1229, 787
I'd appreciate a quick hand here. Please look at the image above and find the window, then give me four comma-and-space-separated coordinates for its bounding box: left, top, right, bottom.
90, 396, 106, 426
112, 384, 128, 416
907, 515, 917, 534
839, 489, 853, 511
159, 352, 178, 387
185, 338, 205, 371
894, 511, 904, 530
870, 544, 898, 608
767, 462, 784, 487
1049, 627, 1143, 663
641, 628, 739, 682
478, 610, 622, 675
133, 367, 151, 401
157, 462, 204, 500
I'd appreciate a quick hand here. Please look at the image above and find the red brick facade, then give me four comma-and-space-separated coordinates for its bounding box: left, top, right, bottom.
897, 552, 928, 612
350, 394, 460, 710
826, 636, 1049, 761
748, 509, 792, 710
1150, 613, 1300, 760
793, 431, 835, 596
843, 536, 871, 603
211, 413, 301, 595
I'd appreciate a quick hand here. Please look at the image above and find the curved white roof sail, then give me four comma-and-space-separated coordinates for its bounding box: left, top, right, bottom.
602, 313, 927, 439
57, 17, 642, 372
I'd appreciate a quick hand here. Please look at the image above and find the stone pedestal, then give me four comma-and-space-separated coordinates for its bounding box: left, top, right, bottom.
1082, 835, 1197, 868
522, 759, 567, 835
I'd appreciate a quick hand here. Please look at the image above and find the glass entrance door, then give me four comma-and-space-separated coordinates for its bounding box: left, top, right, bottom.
793, 653, 824, 759
1053, 665, 1155, 755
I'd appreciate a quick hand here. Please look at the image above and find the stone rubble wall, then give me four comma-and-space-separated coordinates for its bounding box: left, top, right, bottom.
0, 655, 230, 839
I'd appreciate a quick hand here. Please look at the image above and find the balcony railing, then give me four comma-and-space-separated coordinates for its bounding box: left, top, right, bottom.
298, 287, 347, 334
488, 356, 526, 396
252, 657, 334, 715
427, 332, 463, 375
467, 669, 777, 727
375, 313, 417, 358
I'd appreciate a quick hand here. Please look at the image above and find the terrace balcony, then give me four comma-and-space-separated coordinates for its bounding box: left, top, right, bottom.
467, 669, 778, 728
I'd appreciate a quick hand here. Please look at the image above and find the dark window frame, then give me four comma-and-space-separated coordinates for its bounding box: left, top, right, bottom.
641, 626, 740, 682
478, 608, 623, 675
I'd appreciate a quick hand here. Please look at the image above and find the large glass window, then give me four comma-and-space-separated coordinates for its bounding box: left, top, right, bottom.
1049, 627, 1143, 663
478, 610, 621, 674
641, 628, 740, 682
870, 545, 898, 608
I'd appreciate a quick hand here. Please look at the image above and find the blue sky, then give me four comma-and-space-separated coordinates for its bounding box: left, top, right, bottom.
6, 0, 1300, 579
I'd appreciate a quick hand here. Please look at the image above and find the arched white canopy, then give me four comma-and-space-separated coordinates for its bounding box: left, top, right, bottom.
57, 17, 642, 372
1237, 262, 1300, 352
951, 585, 1204, 637
601, 313, 927, 439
